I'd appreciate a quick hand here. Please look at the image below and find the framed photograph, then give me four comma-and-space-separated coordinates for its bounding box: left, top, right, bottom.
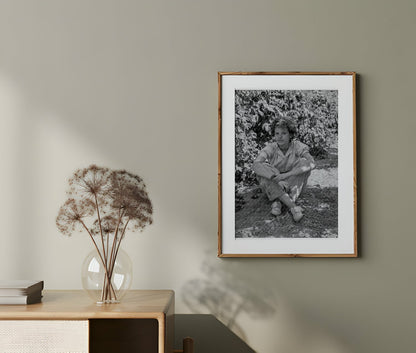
218, 72, 357, 257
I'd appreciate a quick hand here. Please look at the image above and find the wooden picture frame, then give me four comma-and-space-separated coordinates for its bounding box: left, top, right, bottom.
218, 72, 357, 257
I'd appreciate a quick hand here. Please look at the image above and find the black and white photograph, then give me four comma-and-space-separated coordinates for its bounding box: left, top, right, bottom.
218, 72, 356, 257
235, 89, 339, 239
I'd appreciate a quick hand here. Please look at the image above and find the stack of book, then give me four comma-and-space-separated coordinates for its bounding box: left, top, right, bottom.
0, 280, 44, 305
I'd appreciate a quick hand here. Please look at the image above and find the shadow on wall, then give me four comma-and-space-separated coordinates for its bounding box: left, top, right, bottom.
181, 257, 278, 341
181, 256, 353, 353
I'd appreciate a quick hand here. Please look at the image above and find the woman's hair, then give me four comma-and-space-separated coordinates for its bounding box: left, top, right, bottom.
273, 116, 297, 140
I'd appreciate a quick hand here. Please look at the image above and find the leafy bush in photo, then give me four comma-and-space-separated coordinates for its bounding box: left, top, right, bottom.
235, 90, 338, 190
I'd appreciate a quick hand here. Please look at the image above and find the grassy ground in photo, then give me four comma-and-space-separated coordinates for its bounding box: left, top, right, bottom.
235, 151, 338, 238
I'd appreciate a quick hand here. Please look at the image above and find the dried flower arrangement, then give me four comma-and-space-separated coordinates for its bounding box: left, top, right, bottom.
56, 165, 153, 302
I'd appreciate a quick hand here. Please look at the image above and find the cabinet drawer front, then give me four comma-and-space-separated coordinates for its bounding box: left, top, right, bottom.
0, 320, 88, 353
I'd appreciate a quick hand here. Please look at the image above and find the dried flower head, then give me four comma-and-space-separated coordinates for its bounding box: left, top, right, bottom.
56, 198, 95, 236
109, 169, 153, 231
90, 215, 124, 237
68, 165, 111, 200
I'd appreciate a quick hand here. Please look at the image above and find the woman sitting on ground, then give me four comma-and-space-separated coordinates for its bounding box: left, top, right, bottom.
252, 117, 315, 222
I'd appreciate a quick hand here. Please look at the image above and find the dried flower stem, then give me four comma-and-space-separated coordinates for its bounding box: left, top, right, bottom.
93, 194, 113, 302
108, 209, 124, 279
110, 219, 130, 278
91, 194, 116, 302
79, 220, 116, 300
94, 195, 107, 266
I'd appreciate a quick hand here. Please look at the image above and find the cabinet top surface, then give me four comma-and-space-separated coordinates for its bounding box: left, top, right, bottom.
0, 290, 174, 320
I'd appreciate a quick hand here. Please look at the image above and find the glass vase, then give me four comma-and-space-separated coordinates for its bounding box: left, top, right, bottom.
81, 248, 132, 304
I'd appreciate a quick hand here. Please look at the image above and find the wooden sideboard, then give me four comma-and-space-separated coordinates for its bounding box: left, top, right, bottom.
0, 290, 174, 353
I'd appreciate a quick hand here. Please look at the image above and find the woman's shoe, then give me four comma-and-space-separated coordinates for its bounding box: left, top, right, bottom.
271, 201, 282, 216
290, 206, 303, 222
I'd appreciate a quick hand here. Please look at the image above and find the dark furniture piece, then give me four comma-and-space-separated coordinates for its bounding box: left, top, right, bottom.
175, 314, 255, 353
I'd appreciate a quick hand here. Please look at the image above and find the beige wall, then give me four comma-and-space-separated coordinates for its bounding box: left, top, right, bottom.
0, 1, 415, 352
